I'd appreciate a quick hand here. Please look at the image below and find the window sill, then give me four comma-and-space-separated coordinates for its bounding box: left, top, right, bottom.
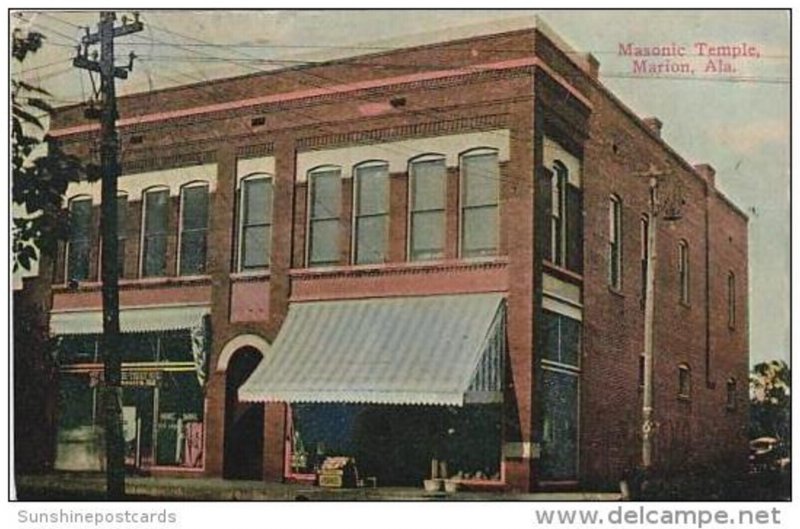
53, 275, 212, 293
677, 394, 691, 403
230, 269, 271, 281
542, 261, 583, 283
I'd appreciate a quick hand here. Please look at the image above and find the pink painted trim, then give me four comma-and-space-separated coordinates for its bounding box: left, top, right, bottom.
51, 57, 590, 138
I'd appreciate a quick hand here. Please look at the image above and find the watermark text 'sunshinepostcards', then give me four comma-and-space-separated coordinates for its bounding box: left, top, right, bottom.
17, 509, 177, 525
534, 506, 782, 528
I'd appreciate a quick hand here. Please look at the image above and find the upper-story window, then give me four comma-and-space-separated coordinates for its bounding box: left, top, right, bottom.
541, 309, 581, 368
608, 194, 622, 289
678, 363, 691, 399
727, 271, 736, 328
238, 174, 273, 271
353, 161, 389, 265
115, 194, 127, 278
460, 149, 499, 258
408, 155, 446, 261
98, 193, 128, 279
141, 187, 169, 277
678, 240, 690, 304
66, 196, 92, 282
178, 183, 209, 276
308, 166, 342, 267
550, 162, 567, 266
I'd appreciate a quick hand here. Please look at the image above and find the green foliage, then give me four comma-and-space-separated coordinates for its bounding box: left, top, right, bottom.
12, 29, 85, 271
750, 360, 791, 444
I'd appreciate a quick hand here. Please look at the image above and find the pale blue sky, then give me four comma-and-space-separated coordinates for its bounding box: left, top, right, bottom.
11, 10, 790, 364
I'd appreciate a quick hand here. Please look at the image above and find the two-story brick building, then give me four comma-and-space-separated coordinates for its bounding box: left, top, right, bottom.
45, 18, 749, 491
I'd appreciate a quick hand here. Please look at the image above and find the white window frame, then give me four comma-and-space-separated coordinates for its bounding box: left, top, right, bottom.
237, 173, 273, 272
65, 195, 93, 283
458, 147, 500, 259
407, 153, 447, 262
351, 160, 390, 265
177, 181, 210, 277
305, 165, 343, 268
139, 185, 171, 278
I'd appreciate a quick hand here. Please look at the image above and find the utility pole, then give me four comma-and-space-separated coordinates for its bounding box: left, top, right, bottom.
73, 11, 142, 500
635, 164, 682, 471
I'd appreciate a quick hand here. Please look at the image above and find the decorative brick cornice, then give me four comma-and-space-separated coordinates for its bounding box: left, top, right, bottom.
236, 142, 275, 159
296, 113, 508, 152
120, 150, 217, 175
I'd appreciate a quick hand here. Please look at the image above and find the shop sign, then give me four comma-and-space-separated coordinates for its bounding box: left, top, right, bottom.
89, 370, 162, 387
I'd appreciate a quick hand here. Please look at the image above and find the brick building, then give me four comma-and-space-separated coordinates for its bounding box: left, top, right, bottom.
45, 19, 749, 491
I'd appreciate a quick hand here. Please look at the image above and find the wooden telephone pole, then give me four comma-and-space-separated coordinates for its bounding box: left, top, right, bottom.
73, 11, 142, 499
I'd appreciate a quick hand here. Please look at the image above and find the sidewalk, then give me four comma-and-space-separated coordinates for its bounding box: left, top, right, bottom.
15, 473, 622, 501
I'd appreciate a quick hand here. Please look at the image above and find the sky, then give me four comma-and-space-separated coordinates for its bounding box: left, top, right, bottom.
9, 9, 790, 365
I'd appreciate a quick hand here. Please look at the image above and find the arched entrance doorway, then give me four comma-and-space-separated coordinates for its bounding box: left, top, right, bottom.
222, 346, 264, 480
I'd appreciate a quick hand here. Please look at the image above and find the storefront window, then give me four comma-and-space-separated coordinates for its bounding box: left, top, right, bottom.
290, 403, 501, 485
56, 330, 206, 470
58, 373, 96, 430
156, 371, 204, 467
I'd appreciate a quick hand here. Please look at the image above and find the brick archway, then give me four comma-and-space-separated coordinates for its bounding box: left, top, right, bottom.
218, 335, 270, 480
216, 334, 270, 372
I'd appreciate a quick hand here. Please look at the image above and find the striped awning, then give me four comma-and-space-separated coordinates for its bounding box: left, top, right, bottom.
239, 293, 506, 407
49, 305, 210, 335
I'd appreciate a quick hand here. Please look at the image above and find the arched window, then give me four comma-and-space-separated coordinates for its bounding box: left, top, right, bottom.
237, 174, 273, 271
678, 363, 691, 399
178, 181, 210, 276
460, 148, 499, 258
726, 377, 737, 410
141, 186, 170, 277
353, 160, 389, 265
608, 195, 622, 288
727, 271, 736, 328
66, 195, 93, 282
307, 166, 342, 267
408, 154, 446, 261
678, 240, 690, 304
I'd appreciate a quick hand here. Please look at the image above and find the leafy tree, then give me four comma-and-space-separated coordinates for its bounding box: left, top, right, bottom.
750, 360, 791, 444
12, 28, 85, 271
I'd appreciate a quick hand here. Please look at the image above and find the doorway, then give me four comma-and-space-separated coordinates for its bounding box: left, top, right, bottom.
223, 347, 264, 480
